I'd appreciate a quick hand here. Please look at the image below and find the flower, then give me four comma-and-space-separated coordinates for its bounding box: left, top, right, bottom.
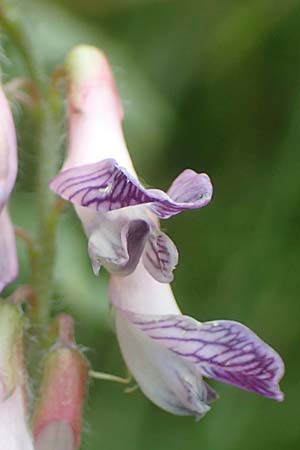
0, 302, 34, 449
32, 315, 88, 450
110, 262, 284, 418
0, 79, 18, 292
49, 45, 213, 282
49, 45, 284, 418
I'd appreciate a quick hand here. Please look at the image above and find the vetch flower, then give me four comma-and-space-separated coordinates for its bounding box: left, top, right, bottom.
0, 302, 34, 449
110, 263, 284, 418
0, 77, 18, 292
49, 45, 284, 418
49, 45, 213, 282
32, 314, 88, 450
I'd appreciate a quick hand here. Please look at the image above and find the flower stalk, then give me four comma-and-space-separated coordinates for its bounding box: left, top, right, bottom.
0, 5, 62, 327
32, 93, 62, 326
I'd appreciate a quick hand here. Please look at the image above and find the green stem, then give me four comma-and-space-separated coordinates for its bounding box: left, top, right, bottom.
0, 4, 40, 87
0, 5, 62, 328
32, 97, 60, 325
14, 227, 38, 274
89, 370, 132, 385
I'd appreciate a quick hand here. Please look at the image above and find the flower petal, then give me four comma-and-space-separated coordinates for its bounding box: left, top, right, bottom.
49, 159, 152, 212
49, 159, 212, 219
0, 387, 35, 450
0, 208, 18, 293
129, 313, 284, 401
110, 263, 181, 315
142, 228, 178, 283
115, 310, 218, 418
150, 169, 213, 219
0, 86, 18, 210
88, 216, 150, 276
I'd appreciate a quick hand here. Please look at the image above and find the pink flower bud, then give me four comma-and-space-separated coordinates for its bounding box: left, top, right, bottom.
33, 315, 89, 450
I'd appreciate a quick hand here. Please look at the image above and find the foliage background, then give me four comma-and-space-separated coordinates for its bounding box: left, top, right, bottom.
2, 0, 299, 449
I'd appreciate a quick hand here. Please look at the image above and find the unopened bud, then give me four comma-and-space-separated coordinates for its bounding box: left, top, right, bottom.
33, 315, 89, 450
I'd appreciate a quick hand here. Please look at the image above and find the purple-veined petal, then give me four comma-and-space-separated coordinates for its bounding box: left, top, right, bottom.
0, 207, 18, 293
128, 313, 284, 401
49, 159, 212, 219
150, 169, 213, 219
49, 159, 152, 212
115, 310, 218, 418
142, 228, 178, 283
88, 216, 150, 277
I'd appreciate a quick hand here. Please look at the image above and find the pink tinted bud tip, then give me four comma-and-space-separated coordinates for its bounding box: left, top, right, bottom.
33, 315, 89, 450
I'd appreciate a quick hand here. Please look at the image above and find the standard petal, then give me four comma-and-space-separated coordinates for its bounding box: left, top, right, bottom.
88, 217, 150, 276
49, 159, 212, 219
129, 313, 284, 401
142, 228, 178, 283
49, 159, 153, 212
0, 208, 18, 293
115, 310, 217, 418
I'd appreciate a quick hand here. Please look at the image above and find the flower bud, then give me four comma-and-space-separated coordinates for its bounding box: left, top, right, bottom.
33, 315, 89, 450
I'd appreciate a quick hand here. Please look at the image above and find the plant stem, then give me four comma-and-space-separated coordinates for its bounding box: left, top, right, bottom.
89, 370, 132, 385
0, 5, 62, 328
14, 226, 38, 273
32, 96, 60, 325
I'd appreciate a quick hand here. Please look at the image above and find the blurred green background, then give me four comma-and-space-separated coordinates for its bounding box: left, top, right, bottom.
1, 0, 299, 448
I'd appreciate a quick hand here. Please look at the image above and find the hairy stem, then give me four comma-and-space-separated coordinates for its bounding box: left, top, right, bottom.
0, 5, 62, 328
32, 96, 61, 325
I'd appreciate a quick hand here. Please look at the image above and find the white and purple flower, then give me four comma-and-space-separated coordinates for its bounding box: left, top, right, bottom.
0, 79, 18, 293
50, 45, 284, 418
111, 263, 284, 417
49, 45, 212, 283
